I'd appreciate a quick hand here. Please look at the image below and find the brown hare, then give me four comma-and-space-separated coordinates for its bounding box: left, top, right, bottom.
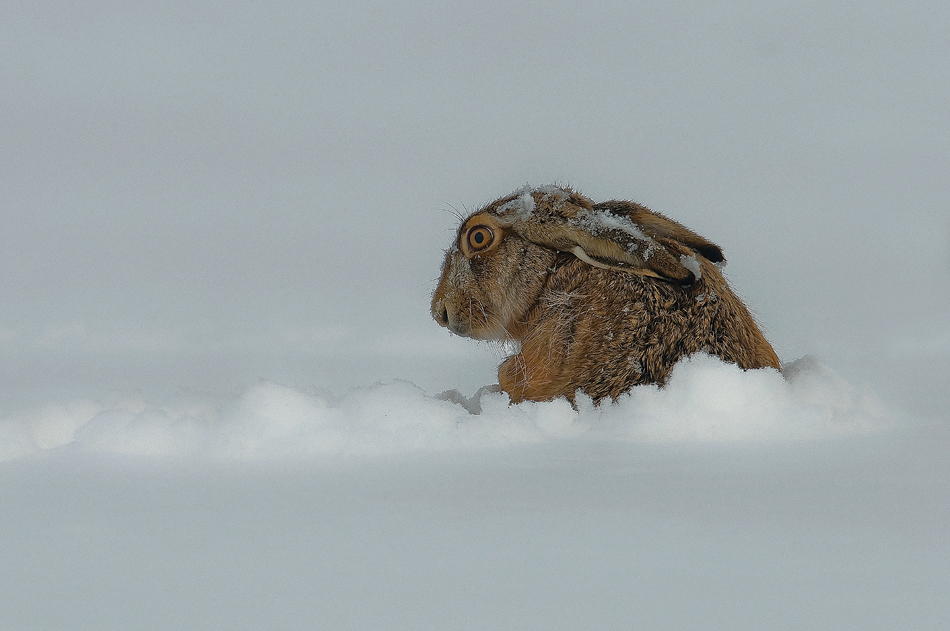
431, 185, 780, 403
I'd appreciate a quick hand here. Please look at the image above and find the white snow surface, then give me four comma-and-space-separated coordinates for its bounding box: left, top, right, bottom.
2, 355, 884, 462
1, 354, 947, 631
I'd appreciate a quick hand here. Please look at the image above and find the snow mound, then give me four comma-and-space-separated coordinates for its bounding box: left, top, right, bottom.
1, 355, 886, 462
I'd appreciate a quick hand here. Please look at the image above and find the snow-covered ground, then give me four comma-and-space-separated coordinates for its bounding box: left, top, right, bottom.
2, 354, 948, 629
8, 428, 948, 631
2, 0, 949, 628
0, 355, 889, 461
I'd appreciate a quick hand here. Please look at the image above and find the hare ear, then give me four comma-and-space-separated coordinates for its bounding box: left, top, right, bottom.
591, 200, 725, 264
511, 199, 706, 285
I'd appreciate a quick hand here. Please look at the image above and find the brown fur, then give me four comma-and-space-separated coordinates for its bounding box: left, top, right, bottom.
431, 186, 780, 403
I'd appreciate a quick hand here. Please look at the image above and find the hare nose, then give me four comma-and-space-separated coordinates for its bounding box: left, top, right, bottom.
433, 305, 449, 326
432, 296, 452, 327
436, 302, 466, 335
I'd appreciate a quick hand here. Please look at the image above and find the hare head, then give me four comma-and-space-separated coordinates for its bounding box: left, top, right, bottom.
431, 185, 780, 403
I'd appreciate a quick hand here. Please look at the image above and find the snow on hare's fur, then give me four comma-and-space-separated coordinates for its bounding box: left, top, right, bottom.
431, 185, 780, 403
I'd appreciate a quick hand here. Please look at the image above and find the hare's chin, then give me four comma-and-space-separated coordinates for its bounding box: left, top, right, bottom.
454, 322, 507, 342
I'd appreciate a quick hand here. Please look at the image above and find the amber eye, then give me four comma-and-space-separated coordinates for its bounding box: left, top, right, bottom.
467, 225, 494, 251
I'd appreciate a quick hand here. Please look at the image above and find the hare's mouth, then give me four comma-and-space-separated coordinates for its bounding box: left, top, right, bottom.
450, 315, 509, 342
433, 304, 476, 338
433, 302, 469, 337
446, 318, 469, 337
432, 292, 510, 340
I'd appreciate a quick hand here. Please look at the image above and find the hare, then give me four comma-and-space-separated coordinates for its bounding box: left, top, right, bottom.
431, 185, 780, 403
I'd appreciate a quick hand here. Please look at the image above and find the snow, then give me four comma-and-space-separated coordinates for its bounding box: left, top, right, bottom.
0, 355, 884, 462
679, 253, 703, 279
0, 355, 947, 630
496, 185, 537, 220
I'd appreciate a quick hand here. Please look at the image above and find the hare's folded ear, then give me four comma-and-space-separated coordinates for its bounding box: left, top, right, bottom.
591, 201, 725, 264
511, 203, 703, 284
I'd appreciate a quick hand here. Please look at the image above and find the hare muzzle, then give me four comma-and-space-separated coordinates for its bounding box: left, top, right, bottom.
431, 294, 463, 335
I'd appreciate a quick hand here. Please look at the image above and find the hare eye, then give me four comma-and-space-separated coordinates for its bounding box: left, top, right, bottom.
467, 226, 494, 251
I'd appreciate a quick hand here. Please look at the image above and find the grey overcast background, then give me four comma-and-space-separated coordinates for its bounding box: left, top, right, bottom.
2, 0, 948, 409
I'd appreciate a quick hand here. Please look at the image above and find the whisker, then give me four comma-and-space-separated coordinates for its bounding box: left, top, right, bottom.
443, 201, 470, 222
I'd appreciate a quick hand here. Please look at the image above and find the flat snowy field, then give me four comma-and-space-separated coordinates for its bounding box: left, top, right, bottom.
2, 0, 949, 629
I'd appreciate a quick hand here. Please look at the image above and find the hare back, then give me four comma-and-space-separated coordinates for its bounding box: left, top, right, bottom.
499, 255, 780, 403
